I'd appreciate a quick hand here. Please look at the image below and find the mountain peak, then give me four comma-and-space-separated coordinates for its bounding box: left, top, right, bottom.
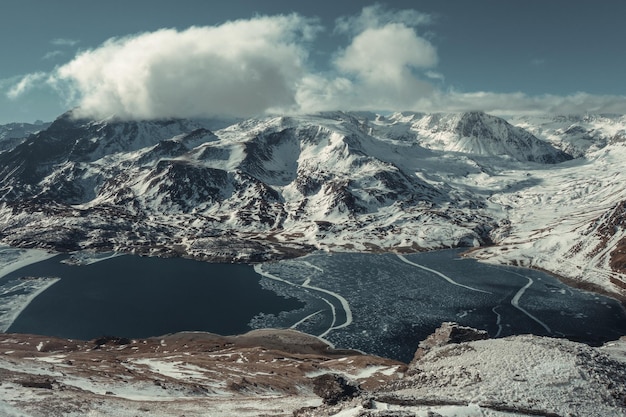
1, 110, 625, 298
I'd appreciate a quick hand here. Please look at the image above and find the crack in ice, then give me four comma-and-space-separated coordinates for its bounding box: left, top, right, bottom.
290, 310, 323, 330
492, 306, 503, 338
253, 262, 353, 339
397, 254, 492, 294
492, 266, 552, 334
511, 275, 552, 334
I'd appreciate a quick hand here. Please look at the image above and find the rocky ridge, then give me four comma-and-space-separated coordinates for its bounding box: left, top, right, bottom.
1, 324, 624, 417
0, 121, 50, 153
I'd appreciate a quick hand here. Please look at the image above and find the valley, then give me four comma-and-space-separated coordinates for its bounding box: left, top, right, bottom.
2, 110, 626, 416
1, 247, 624, 365
1, 111, 625, 298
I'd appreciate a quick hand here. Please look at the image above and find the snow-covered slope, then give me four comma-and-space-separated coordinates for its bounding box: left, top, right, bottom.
0, 111, 500, 259
1, 110, 626, 297
472, 132, 626, 298
299, 332, 626, 416
508, 113, 626, 157
382, 111, 572, 163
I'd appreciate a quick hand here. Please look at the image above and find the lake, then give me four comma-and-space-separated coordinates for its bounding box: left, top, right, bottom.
251, 250, 626, 362
2, 248, 625, 363
3, 253, 302, 339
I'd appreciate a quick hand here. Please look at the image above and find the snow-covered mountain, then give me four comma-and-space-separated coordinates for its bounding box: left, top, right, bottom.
1, 110, 626, 297
0, 120, 50, 153
382, 111, 572, 163
508, 113, 626, 157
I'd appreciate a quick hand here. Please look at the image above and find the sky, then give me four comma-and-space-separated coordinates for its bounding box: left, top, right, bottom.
1, 0, 625, 123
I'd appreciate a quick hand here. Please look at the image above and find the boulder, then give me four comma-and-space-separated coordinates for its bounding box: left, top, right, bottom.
411, 322, 488, 364
311, 373, 361, 405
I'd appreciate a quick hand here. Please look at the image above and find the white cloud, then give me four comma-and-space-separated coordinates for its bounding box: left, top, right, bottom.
295, 5, 438, 113
42, 38, 79, 61
51, 38, 80, 47
335, 24, 437, 83
335, 3, 431, 34
43, 50, 64, 60
6, 72, 48, 99
425, 71, 445, 82
6, 6, 626, 120
51, 14, 320, 120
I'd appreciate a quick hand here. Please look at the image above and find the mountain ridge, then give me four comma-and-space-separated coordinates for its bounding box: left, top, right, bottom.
1, 110, 626, 297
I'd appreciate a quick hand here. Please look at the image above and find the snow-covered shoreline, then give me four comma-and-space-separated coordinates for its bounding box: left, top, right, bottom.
2, 244, 624, 356
464, 246, 626, 305
0, 249, 130, 333
0, 247, 59, 333
60, 251, 123, 266
0, 247, 56, 281
0, 276, 60, 333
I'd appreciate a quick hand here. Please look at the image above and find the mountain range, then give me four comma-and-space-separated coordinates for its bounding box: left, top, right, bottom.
1, 110, 625, 298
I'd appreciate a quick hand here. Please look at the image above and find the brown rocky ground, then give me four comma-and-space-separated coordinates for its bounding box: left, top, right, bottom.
2, 325, 625, 417
0, 329, 404, 416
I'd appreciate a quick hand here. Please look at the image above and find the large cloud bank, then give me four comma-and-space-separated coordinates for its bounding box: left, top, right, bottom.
52, 14, 317, 119
10, 5, 626, 119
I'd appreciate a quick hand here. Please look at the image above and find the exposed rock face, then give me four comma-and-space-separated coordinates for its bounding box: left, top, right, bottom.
410, 321, 489, 363
312, 373, 361, 405
0, 121, 50, 153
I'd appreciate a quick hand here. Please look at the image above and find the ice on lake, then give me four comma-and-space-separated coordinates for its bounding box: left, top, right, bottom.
251, 249, 626, 362
0, 247, 58, 332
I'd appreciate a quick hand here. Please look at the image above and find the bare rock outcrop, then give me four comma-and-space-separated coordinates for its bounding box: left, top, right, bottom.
312, 373, 361, 405
410, 322, 488, 364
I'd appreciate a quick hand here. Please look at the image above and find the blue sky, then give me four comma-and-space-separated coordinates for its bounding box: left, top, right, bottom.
1, 0, 625, 123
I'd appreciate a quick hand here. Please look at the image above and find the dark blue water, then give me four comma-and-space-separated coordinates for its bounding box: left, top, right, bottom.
3, 249, 626, 363
5, 254, 303, 339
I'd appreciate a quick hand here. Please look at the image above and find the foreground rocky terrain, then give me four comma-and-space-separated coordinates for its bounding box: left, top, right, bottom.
0, 329, 402, 417
0, 324, 624, 416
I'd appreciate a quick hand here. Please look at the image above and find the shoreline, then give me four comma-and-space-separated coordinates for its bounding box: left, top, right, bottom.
0, 247, 62, 333
0, 247, 57, 282
6, 240, 625, 304
0, 277, 61, 333
2, 244, 625, 348
460, 246, 626, 307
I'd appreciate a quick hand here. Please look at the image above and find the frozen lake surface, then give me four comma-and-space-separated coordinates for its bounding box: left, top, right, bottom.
1, 248, 625, 362
252, 250, 626, 362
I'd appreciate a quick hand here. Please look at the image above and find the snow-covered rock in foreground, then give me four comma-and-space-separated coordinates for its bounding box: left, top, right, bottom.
2, 326, 624, 417
397, 336, 626, 416
296, 328, 626, 417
